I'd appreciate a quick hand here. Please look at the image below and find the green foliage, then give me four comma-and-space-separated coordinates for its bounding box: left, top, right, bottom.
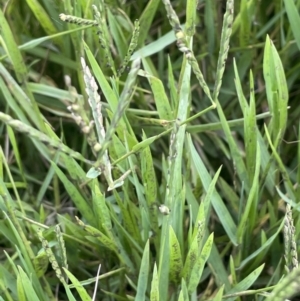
0, 0, 300, 300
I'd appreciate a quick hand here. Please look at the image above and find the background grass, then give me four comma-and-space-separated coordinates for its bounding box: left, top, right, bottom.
0, 0, 300, 300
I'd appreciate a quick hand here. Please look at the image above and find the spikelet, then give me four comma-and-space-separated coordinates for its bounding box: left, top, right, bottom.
161, 0, 214, 104
64, 75, 100, 156
118, 20, 140, 76
212, 0, 234, 101
0, 112, 92, 164
55, 225, 68, 280
59, 13, 98, 26
37, 229, 65, 284
284, 204, 298, 272
92, 5, 116, 75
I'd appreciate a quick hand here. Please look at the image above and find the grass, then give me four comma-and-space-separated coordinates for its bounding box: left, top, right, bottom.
0, 0, 300, 300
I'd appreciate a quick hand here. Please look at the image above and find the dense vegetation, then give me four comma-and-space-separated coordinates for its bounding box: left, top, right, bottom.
0, 0, 300, 300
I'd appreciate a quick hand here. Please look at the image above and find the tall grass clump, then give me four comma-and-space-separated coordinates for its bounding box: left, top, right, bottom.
0, 0, 300, 300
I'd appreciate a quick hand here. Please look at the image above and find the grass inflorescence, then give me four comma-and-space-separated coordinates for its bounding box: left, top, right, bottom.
0, 0, 300, 300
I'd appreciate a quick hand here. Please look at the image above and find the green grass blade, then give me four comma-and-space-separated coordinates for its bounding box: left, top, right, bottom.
63, 269, 92, 301
25, 0, 62, 46
188, 135, 237, 245
141, 132, 159, 245
6, 126, 26, 184
16, 271, 26, 301
244, 70, 257, 185
238, 0, 251, 47
132, 28, 178, 60
150, 263, 159, 301
186, 0, 197, 38
0, 112, 91, 164
167, 59, 190, 242
178, 278, 189, 301
239, 218, 285, 269
237, 143, 260, 244
283, 0, 300, 50
135, 240, 150, 301
225, 264, 264, 301
55, 226, 68, 273
158, 216, 170, 301
233, 58, 248, 114
75, 217, 116, 252
51, 162, 95, 224
0, 8, 27, 83
142, 72, 173, 120
187, 233, 214, 294
94, 58, 140, 164
269, 38, 288, 135
182, 209, 204, 282
137, 0, 160, 47
63, 282, 77, 301
83, 41, 119, 112
92, 183, 112, 231
17, 267, 40, 301
215, 100, 249, 190
212, 285, 225, 301
263, 35, 288, 141
169, 226, 183, 284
